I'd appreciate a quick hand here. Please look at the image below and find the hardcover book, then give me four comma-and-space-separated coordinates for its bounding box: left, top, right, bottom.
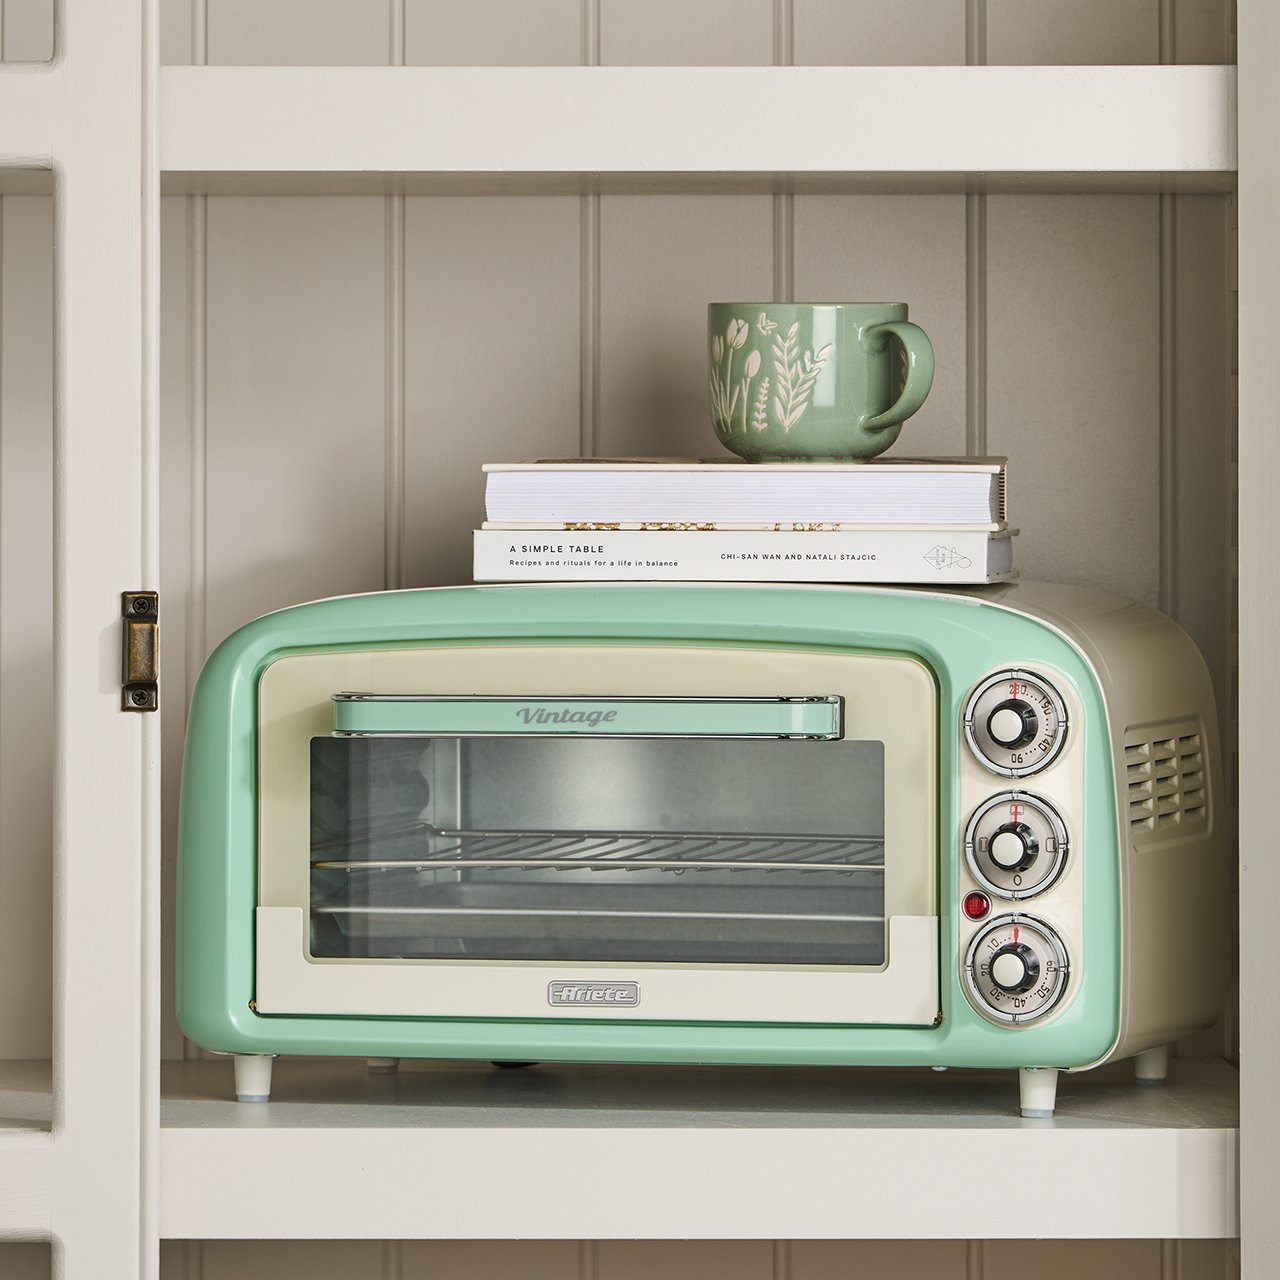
473, 525, 1016, 585
482, 456, 1009, 526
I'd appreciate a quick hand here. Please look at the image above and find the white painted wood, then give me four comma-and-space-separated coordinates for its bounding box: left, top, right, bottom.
1236, 3, 1276, 1275
44, 0, 160, 1274
156, 1059, 1237, 1241
157, 65, 1237, 181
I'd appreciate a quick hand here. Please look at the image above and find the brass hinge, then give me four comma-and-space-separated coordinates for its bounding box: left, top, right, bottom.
122, 592, 159, 712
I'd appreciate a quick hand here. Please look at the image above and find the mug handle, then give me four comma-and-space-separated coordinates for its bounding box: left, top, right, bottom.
861, 321, 935, 432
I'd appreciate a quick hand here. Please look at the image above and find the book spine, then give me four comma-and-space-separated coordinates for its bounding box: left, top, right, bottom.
482, 520, 1006, 533
473, 528, 1013, 584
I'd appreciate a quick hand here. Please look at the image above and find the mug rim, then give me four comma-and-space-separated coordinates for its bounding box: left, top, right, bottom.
708, 300, 909, 310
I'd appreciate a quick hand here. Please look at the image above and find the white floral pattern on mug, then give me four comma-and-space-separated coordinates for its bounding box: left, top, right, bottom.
710, 312, 830, 438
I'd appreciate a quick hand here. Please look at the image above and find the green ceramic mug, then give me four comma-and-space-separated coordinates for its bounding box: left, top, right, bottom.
707, 302, 934, 462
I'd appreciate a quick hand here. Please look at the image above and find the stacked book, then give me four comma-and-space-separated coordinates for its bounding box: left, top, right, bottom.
472, 456, 1015, 585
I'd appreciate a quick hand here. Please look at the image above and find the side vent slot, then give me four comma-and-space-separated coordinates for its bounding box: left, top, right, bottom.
1125, 722, 1209, 844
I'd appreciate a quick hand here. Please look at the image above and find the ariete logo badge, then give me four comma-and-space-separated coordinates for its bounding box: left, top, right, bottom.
548, 982, 640, 1007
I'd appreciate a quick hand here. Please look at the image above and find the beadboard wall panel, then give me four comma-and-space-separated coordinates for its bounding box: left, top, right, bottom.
157, 0, 1233, 67
986, 195, 1162, 604
791, 1242, 972, 1279
792, 194, 968, 459
207, 0, 390, 65
0, 196, 53, 1061
793, 1, 966, 66
599, 0, 772, 66
401, 1241, 582, 1279
596, 195, 773, 458
0, 1242, 49, 1278
202, 196, 388, 639
406, 1, 581, 66
985, 0, 1160, 64
402, 195, 581, 587
159, 193, 196, 1063
148, 1239, 1236, 1278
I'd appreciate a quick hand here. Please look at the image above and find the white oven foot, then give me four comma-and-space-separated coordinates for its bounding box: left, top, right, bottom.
1134, 1045, 1169, 1085
367, 1057, 400, 1073
233, 1053, 275, 1102
1018, 1066, 1058, 1118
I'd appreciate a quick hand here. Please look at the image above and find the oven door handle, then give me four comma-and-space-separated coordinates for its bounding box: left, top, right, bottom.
330, 694, 843, 740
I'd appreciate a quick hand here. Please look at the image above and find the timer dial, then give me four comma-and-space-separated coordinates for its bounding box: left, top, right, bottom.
965, 791, 1069, 898
964, 913, 1070, 1025
964, 670, 1068, 776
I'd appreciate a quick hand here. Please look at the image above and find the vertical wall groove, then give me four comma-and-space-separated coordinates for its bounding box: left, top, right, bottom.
964, 0, 987, 459
382, 1239, 403, 1280
966, 1239, 986, 1280
1158, 194, 1178, 617
771, 1240, 792, 1280
1157, 0, 1178, 618
579, 0, 601, 458
771, 0, 794, 304
578, 1239, 599, 1280
0, 196, 5, 1013
184, 7, 210, 1276
184, 1, 209, 1078
385, 0, 406, 589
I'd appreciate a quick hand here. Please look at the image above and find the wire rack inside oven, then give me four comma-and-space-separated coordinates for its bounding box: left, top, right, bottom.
311, 820, 885, 875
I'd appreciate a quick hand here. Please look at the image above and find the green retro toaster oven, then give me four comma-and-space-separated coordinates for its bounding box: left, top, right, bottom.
176, 581, 1227, 1116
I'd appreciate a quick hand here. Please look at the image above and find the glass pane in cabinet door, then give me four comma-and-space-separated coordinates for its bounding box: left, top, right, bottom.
309, 735, 886, 967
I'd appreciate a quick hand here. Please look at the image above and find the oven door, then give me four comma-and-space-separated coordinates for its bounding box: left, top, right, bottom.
255, 645, 938, 1026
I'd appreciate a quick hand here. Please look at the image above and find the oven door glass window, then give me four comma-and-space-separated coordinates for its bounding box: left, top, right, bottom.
309, 733, 886, 967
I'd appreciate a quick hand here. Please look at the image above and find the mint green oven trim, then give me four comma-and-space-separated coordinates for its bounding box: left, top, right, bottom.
176, 584, 1121, 1070
330, 692, 843, 739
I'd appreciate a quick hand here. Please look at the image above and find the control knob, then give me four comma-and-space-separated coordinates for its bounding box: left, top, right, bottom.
963, 670, 1068, 777
963, 913, 1070, 1025
988, 822, 1039, 873
964, 792, 1068, 899
987, 700, 1039, 749
988, 943, 1040, 994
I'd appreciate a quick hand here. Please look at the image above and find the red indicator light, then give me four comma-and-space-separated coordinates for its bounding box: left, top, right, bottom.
963, 891, 991, 921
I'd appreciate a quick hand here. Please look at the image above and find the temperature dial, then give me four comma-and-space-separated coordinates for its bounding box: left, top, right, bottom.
965, 791, 1069, 898
964, 913, 1070, 1025
964, 669, 1068, 776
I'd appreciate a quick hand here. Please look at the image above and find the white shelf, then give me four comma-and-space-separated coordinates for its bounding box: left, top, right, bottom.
156, 1056, 1237, 1241
158, 64, 1237, 194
